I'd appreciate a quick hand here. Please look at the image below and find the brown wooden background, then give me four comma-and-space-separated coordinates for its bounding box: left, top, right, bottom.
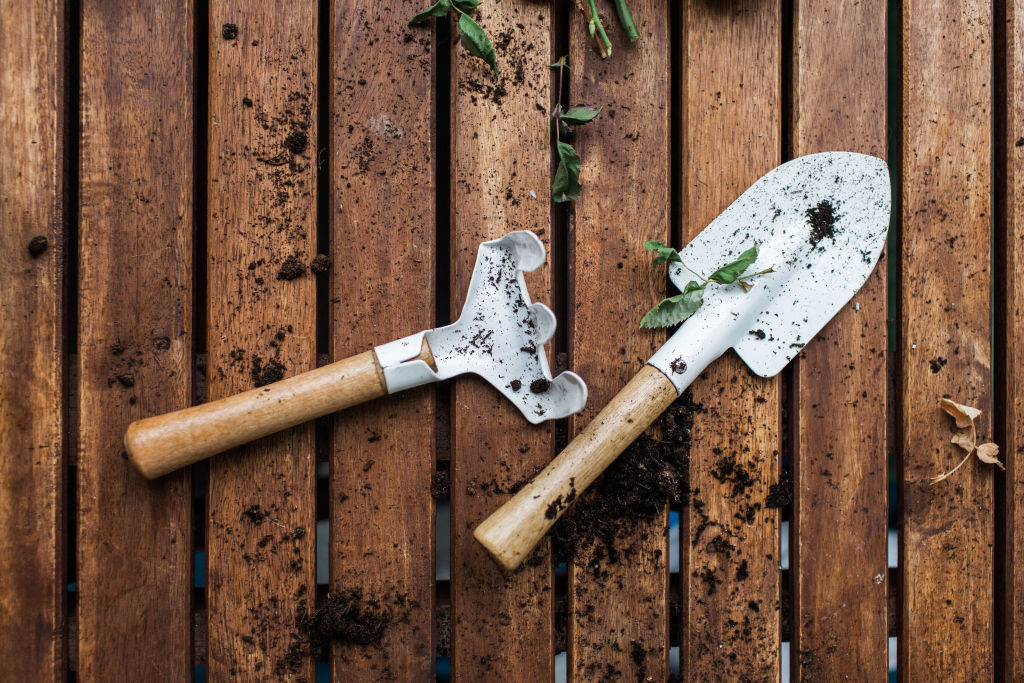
1, 0, 1020, 680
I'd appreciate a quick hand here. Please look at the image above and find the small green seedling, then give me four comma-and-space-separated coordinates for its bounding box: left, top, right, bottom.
640, 241, 774, 328
410, 0, 497, 76
550, 56, 603, 202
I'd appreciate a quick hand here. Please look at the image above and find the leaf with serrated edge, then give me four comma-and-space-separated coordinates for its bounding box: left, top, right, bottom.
709, 245, 758, 284
975, 442, 1004, 469
645, 239, 681, 267
409, 0, 451, 25
938, 397, 981, 428
640, 281, 705, 328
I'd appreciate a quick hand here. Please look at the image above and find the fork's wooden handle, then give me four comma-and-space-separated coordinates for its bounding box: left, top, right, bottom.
474, 364, 678, 570
126, 350, 387, 479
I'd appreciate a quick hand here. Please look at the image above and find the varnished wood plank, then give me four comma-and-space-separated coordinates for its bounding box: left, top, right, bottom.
791, 0, 889, 678
1003, 1, 1024, 677
328, 2, 436, 679
680, 1, 781, 679
0, 0, 66, 678
77, 0, 193, 677
449, 1, 555, 678
566, 2, 671, 679
205, 4, 317, 678
899, 0, 994, 678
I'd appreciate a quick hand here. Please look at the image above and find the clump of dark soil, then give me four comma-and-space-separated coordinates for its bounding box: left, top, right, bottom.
221, 23, 238, 40
509, 379, 522, 391
765, 467, 792, 508
530, 378, 550, 394
309, 253, 330, 275
430, 470, 450, 499
276, 256, 306, 280
283, 129, 309, 155
299, 590, 390, 654
549, 391, 700, 566
241, 504, 267, 524
806, 199, 839, 246
27, 235, 48, 258
250, 355, 286, 387
242, 96, 253, 107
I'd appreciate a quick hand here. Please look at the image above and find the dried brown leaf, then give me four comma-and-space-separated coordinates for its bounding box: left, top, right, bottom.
975, 442, 1004, 470
938, 397, 981, 429
950, 431, 975, 452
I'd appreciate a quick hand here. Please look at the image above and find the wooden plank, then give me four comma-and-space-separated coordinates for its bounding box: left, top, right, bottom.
449, 2, 555, 678
899, 0, 994, 678
205, 3, 317, 678
77, 0, 193, 677
328, 2, 436, 679
1003, 1, 1024, 676
679, 1, 781, 679
790, 0, 889, 678
0, 0, 66, 677
566, 2, 672, 679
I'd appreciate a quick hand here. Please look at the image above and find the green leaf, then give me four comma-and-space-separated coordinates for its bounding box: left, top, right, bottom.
640, 281, 706, 328
645, 239, 682, 267
409, 0, 451, 25
458, 13, 498, 75
560, 105, 603, 126
708, 244, 758, 284
452, 0, 481, 10
552, 141, 581, 202
549, 55, 568, 69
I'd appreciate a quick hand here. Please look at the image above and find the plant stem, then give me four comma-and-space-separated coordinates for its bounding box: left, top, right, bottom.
612, 0, 640, 42
555, 58, 565, 142
586, 0, 612, 58
677, 259, 708, 284
737, 267, 775, 281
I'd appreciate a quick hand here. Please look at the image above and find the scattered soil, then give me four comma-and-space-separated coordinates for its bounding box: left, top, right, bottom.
250, 355, 286, 387
765, 468, 792, 509
276, 256, 306, 280
241, 504, 268, 524
529, 378, 550, 394
221, 23, 238, 40
749, 328, 766, 340
242, 96, 253, 107
929, 357, 948, 373
669, 357, 687, 374
806, 199, 839, 246
509, 379, 522, 391
283, 129, 309, 155
309, 253, 330, 275
27, 235, 48, 258
550, 391, 699, 566
430, 470, 450, 499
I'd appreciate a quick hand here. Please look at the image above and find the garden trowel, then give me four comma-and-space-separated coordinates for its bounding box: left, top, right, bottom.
474, 151, 891, 570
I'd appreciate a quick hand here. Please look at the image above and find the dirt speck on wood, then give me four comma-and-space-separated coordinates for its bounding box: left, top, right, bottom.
27, 235, 48, 258
221, 23, 238, 40
251, 355, 286, 387
277, 256, 306, 281
310, 253, 330, 275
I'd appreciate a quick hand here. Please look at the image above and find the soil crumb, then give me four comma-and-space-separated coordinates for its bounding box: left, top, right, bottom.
550, 391, 699, 566
807, 199, 839, 246
283, 129, 309, 154
277, 256, 306, 281
242, 96, 253, 107
509, 379, 522, 391
221, 23, 238, 40
310, 253, 330, 275
251, 355, 286, 387
530, 378, 550, 394
765, 468, 792, 508
241, 504, 268, 524
27, 235, 48, 258
430, 470, 450, 499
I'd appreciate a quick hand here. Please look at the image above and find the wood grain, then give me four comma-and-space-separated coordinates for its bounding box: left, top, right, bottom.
77, 0, 193, 677
791, 0, 889, 678
680, 1, 782, 679
1003, 1, 1024, 677
449, 1, 555, 678
0, 0, 66, 677
328, 1, 437, 679
899, 0, 994, 679
205, 3, 317, 677
565, 2, 672, 678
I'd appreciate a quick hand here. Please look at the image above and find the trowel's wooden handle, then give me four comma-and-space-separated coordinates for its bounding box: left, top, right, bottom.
474, 364, 678, 571
126, 350, 387, 479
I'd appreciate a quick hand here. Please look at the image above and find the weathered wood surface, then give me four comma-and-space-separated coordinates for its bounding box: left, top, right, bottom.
77, 0, 194, 678
448, 1, 555, 679
899, 0, 994, 679
791, 0, 889, 678
680, 1, 782, 679
329, 1, 437, 679
205, 3, 318, 678
567, 1, 671, 679
0, 0, 66, 678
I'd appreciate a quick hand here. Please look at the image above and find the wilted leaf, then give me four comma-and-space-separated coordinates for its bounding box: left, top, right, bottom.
938, 397, 981, 429
409, 0, 451, 25
552, 141, 581, 202
645, 240, 681, 267
950, 431, 974, 452
640, 281, 705, 328
708, 245, 758, 284
739, 280, 754, 293
458, 13, 498, 75
975, 442, 1004, 469
560, 105, 603, 125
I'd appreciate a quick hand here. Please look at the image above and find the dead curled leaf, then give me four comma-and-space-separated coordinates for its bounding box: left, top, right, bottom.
930, 398, 1004, 485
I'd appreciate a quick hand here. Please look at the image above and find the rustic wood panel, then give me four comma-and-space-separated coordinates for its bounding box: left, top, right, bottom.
1003, 1, 1024, 677
0, 0, 66, 678
77, 0, 193, 677
449, 1, 555, 678
899, 0, 994, 678
566, 2, 671, 679
679, 1, 782, 679
328, 2, 436, 679
205, 3, 317, 678
790, 0, 889, 678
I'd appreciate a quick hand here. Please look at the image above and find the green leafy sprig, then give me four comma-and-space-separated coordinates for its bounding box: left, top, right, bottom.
410, 0, 497, 76
581, 0, 640, 58
550, 56, 603, 202
640, 241, 774, 328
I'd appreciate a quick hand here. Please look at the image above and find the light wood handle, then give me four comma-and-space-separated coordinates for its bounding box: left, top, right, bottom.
474, 364, 678, 570
125, 350, 387, 479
